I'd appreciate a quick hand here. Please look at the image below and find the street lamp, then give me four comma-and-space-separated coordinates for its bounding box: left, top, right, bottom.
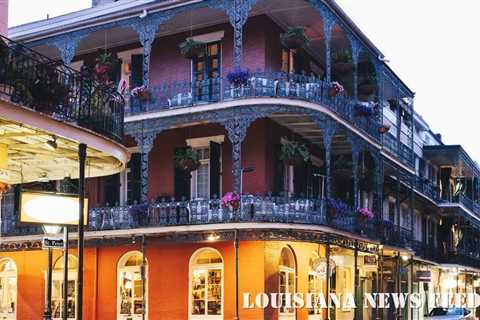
43, 225, 62, 320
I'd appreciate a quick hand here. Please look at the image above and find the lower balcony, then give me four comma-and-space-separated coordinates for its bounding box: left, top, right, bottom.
86, 196, 410, 246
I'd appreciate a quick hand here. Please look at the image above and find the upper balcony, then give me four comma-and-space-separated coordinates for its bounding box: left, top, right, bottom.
0, 35, 124, 143
10, 0, 416, 169
0, 35, 129, 184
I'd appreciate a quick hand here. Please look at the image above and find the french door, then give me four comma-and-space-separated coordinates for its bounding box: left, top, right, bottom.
192, 42, 221, 102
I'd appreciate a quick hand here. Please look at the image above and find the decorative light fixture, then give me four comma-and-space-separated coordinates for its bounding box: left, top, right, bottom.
45, 137, 57, 151
207, 233, 220, 242
42, 224, 62, 235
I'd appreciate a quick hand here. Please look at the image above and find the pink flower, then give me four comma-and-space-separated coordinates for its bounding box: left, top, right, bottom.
357, 207, 374, 220
331, 81, 344, 93
221, 192, 240, 208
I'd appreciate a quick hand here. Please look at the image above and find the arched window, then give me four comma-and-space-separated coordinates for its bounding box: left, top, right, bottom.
189, 248, 223, 319
51, 255, 78, 320
0, 258, 16, 319
308, 252, 324, 319
279, 247, 296, 320
117, 251, 147, 320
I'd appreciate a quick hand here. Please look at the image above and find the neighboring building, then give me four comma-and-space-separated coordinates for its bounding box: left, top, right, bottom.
1, 0, 480, 320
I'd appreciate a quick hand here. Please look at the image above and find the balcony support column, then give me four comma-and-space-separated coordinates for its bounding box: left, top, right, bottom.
373, 153, 384, 223
396, 172, 401, 234
323, 16, 335, 83
223, 117, 254, 193
321, 119, 337, 199
132, 15, 171, 87
134, 132, 156, 203
348, 35, 361, 101
226, 0, 257, 69
347, 132, 361, 209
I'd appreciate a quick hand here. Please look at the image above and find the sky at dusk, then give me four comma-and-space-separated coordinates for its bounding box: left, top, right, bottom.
8, 0, 480, 162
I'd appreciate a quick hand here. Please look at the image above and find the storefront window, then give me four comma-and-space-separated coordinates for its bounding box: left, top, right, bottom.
279, 247, 296, 320
51, 255, 77, 320
308, 253, 323, 319
117, 251, 147, 320
190, 248, 223, 319
0, 259, 16, 319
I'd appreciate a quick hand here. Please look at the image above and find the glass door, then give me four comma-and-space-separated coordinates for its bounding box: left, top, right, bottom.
191, 267, 223, 320
192, 43, 221, 103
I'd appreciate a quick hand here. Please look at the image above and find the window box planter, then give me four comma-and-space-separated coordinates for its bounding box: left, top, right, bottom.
131, 85, 151, 103
280, 27, 310, 49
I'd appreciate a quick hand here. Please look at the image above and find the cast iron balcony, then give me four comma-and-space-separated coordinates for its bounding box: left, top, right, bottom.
124, 71, 413, 167
0, 35, 124, 142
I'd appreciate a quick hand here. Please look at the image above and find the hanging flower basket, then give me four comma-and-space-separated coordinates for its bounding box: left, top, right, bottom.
280, 138, 310, 166
221, 192, 241, 211
378, 124, 391, 134
94, 51, 116, 82
354, 103, 374, 117
131, 85, 151, 102
332, 51, 354, 75
179, 38, 206, 59
329, 81, 344, 97
280, 27, 310, 49
175, 148, 200, 172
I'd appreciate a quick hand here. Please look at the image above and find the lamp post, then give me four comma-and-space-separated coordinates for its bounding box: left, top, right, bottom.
43, 225, 62, 320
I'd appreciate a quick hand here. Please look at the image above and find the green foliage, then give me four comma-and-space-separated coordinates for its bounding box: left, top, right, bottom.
332, 50, 352, 64
179, 38, 206, 57
280, 27, 310, 48
174, 148, 198, 164
280, 138, 310, 163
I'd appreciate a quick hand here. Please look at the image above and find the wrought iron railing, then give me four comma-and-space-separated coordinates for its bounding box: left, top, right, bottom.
127, 71, 381, 140
414, 177, 439, 202
0, 35, 124, 142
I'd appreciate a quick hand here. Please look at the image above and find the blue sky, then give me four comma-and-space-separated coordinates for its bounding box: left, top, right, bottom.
8, 0, 480, 162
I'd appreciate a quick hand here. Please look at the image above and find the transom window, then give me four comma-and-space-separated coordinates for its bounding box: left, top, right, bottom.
51, 255, 78, 320
0, 259, 16, 320
189, 248, 223, 320
279, 247, 296, 320
117, 251, 147, 320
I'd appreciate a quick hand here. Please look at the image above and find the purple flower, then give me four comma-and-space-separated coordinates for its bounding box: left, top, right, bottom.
227, 68, 251, 86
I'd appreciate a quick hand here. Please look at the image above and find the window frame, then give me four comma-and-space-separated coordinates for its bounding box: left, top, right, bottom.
0, 258, 17, 320
117, 251, 148, 320
279, 247, 296, 320
50, 255, 78, 320
188, 248, 224, 320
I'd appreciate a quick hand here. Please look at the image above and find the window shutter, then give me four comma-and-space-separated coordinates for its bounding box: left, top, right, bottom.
174, 147, 191, 201
210, 141, 221, 198
130, 54, 143, 112
127, 153, 141, 205
274, 144, 285, 195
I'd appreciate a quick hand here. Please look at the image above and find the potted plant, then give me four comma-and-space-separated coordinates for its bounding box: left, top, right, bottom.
280, 26, 310, 49
174, 148, 200, 172
357, 207, 374, 223
131, 85, 151, 103
332, 51, 354, 75
227, 68, 251, 87
179, 38, 206, 59
326, 198, 348, 221
329, 81, 344, 97
358, 72, 376, 96
221, 192, 241, 211
280, 138, 310, 166
94, 51, 115, 80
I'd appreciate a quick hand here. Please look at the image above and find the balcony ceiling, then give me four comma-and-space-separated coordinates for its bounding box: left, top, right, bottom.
0, 98, 128, 184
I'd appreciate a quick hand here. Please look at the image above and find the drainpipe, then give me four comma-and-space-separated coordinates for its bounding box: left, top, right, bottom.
234, 229, 240, 320
0, 0, 8, 37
